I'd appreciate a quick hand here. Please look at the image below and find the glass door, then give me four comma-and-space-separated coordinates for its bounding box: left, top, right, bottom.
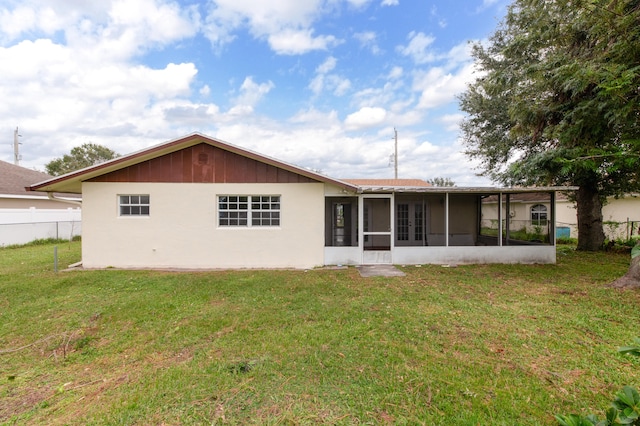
395, 201, 426, 246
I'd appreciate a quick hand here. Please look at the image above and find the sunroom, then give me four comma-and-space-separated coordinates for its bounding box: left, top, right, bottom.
324, 184, 565, 265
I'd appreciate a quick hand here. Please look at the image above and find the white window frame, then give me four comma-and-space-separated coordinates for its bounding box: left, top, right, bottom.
218, 195, 280, 227
531, 204, 548, 225
118, 194, 150, 217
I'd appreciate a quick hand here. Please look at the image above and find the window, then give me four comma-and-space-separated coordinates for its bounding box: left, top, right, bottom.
397, 204, 409, 241
119, 195, 150, 216
218, 195, 280, 227
218, 196, 248, 226
531, 204, 548, 225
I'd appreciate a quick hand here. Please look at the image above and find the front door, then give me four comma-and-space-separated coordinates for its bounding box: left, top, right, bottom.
362, 196, 392, 264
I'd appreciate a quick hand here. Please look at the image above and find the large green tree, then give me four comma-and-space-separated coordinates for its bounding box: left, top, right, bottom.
45, 143, 119, 176
459, 0, 640, 251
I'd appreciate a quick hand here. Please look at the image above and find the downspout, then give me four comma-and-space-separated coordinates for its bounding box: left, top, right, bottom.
47, 192, 82, 207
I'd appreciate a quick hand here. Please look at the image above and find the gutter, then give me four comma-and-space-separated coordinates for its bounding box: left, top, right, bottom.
47, 192, 82, 207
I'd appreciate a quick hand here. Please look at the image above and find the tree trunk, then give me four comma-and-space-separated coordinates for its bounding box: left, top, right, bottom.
610, 253, 640, 288
575, 185, 605, 251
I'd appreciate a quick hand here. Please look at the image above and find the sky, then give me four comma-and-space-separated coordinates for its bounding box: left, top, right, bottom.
0, 0, 510, 186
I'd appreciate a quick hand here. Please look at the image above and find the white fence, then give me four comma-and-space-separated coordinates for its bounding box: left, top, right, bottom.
0, 208, 82, 246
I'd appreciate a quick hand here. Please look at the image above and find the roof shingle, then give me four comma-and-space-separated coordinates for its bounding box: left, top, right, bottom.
0, 160, 52, 196
343, 178, 432, 187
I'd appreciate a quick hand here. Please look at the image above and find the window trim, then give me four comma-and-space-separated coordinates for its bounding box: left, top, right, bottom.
218, 195, 281, 228
118, 194, 150, 217
530, 203, 548, 225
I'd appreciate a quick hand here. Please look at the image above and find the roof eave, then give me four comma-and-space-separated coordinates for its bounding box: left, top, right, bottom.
358, 186, 579, 193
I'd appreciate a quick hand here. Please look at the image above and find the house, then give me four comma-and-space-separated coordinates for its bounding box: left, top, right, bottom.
0, 160, 81, 245
0, 160, 79, 209
556, 194, 640, 241
29, 133, 571, 269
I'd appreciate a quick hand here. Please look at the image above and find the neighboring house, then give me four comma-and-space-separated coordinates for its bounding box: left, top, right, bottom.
0, 160, 81, 245
557, 194, 640, 241
481, 190, 640, 241
29, 133, 570, 269
481, 192, 559, 236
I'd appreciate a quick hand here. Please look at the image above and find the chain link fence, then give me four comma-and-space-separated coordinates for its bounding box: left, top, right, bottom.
480, 218, 640, 243
0, 220, 82, 247
556, 220, 640, 241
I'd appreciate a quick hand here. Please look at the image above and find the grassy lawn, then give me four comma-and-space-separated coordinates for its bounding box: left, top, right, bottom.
1, 242, 639, 425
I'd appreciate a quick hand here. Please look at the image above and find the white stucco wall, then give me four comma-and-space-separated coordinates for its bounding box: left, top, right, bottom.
557, 195, 640, 239
394, 246, 556, 265
81, 182, 325, 269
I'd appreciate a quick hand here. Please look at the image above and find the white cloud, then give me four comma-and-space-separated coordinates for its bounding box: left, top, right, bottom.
233, 77, 275, 108
344, 106, 387, 130
350, 71, 407, 112
439, 113, 464, 132
430, 5, 447, 29
289, 108, 340, 125
346, 0, 373, 8
397, 31, 436, 64
414, 140, 438, 155
0, 0, 494, 188
199, 85, 211, 96
309, 56, 351, 96
108, 0, 200, 46
316, 56, 337, 74
1, 0, 199, 56
401, 40, 477, 111
413, 61, 475, 109
0, 3, 87, 42
163, 103, 220, 126
310, 74, 352, 97
0, 12, 200, 165
268, 28, 340, 55
354, 31, 382, 55
203, 0, 336, 54
329, 76, 352, 96
209, 0, 323, 33
309, 74, 325, 96
443, 40, 474, 67
388, 66, 403, 80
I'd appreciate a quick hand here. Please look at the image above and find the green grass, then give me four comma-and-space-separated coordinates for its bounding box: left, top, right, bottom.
1, 242, 639, 425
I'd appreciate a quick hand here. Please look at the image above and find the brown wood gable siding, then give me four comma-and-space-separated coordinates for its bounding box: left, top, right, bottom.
88, 143, 318, 184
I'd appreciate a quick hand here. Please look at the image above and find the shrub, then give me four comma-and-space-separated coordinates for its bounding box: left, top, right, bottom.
556, 339, 640, 425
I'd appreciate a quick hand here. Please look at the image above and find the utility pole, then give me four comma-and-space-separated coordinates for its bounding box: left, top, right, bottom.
13, 127, 22, 166
393, 128, 398, 179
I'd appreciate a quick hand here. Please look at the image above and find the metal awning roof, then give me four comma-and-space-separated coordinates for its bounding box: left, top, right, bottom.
356, 185, 578, 194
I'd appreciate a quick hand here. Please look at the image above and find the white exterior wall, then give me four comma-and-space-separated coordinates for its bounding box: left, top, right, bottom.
0, 196, 79, 209
602, 197, 640, 240
82, 182, 325, 269
556, 200, 578, 237
394, 246, 556, 265
603, 195, 640, 221
557, 195, 640, 239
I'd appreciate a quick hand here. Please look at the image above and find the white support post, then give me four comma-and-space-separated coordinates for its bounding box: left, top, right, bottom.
445, 192, 449, 246
498, 193, 503, 246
